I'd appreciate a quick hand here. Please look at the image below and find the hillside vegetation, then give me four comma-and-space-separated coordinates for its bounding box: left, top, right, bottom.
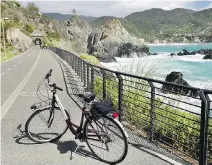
90, 8, 212, 43
1, 1, 80, 61
44, 13, 98, 22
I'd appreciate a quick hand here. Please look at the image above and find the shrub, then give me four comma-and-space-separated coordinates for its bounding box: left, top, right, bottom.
22, 24, 35, 36
25, 24, 35, 33
79, 53, 100, 65
11, 0, 21, 7
27, 2, 39, 13
3, 21, 20, 30
46, 31, 60, 41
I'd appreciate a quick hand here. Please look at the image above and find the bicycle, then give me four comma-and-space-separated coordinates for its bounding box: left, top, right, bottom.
25, 69, 128, 164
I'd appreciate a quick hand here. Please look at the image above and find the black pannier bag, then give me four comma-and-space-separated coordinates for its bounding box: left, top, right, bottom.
90, 99, 115, 118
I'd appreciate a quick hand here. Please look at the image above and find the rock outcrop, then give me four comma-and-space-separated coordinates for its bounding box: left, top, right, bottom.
176, 49, 212, 56
66, 15, 92, 52
87, 19, 148, 60
203, 54, 212, 60
162, 72, 198, 97
6, 28, 32, 51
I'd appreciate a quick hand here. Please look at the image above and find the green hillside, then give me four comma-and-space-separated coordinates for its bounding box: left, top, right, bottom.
90, 8, 212, 43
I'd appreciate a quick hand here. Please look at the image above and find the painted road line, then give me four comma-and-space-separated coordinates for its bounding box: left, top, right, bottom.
18, 61, 21, 64
14, 65, 17, 67
7, 68, 11, 71
1, 50, 41, 120
1, 72, 5, 76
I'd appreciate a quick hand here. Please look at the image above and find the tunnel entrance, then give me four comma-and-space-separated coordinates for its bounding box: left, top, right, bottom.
34, 38, 42, 45
31, 29, 45, 46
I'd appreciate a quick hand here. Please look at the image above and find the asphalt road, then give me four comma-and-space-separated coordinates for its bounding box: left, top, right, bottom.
1, 47, 37, 105
1, 47, 174, 165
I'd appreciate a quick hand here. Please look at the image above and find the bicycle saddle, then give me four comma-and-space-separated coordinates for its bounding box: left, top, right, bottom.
78, 93, 95, 103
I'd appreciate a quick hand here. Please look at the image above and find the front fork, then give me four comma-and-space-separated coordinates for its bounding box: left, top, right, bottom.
47, 106, 54, 128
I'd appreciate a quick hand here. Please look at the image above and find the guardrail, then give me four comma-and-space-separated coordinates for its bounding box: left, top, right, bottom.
49, 47, 212, 165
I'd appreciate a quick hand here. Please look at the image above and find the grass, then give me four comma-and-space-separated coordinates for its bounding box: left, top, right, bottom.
1, 50, 21, 62
94, 76, 211, 161
79, 53, 100, 65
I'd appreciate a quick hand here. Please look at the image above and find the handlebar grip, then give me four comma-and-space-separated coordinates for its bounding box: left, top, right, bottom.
45, 69, 52, 79
52, 83, 63, 91
55, 86, 63, 91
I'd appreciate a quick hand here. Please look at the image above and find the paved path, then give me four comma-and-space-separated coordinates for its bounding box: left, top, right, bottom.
1, 47, 175, 165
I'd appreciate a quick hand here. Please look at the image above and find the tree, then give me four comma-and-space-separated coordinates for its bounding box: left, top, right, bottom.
72, 9, 77, 15
27, 2, 39, 12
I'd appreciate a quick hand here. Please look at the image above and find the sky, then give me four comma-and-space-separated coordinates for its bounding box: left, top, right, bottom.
19, 0, 212, 17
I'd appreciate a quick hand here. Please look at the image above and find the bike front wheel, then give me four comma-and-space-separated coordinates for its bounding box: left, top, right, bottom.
25, 107, 68, 143
84, 115, 128, 164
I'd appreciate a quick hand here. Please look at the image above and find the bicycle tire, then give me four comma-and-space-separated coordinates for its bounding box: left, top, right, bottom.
25, 107, 69, 143
84, 115, 128, 164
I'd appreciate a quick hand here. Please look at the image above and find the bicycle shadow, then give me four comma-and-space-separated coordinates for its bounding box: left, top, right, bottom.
54, 140, 99, 161
13, 124, 39, 145
13, 124, 101, 162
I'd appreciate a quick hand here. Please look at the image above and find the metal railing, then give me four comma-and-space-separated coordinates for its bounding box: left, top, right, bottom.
49, 47, 212, 165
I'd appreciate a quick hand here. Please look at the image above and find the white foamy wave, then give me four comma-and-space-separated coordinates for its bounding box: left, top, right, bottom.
148, 43, 199, 46
174, 54, 212, 62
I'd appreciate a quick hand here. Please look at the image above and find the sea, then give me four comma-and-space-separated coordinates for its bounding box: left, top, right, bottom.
101, 43, 212, 114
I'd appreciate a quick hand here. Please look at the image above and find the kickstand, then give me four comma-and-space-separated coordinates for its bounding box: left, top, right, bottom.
70, 143, 81, 160
12, 124, 25, 138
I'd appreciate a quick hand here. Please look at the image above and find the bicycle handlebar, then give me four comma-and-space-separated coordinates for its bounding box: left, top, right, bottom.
44, 69, 63, 91
49, 83, 63, 91
45, 69, 52, 79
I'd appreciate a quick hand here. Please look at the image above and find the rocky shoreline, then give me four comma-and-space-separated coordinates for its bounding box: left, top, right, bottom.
168, 49, 212, 60
170, 49, 212, 56
146, 48, 212, 60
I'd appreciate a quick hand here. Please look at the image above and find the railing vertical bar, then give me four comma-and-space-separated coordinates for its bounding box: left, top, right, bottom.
205, 93, 210, 165
116, 73, 124, 122
87, 65, 90, 92
102, 70, 106, 99
83, 62, 86, 87
148, 81, 155, 142
90, 67, 94, 93
199, 90, 208, 165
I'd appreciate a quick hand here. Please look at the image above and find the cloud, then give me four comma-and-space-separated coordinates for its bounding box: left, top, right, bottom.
185, 1, 212, 10
19, 0, 212, 17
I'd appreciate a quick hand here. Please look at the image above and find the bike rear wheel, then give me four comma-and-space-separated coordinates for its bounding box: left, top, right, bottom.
84, 115, 128, 164
25, 107, 68, 143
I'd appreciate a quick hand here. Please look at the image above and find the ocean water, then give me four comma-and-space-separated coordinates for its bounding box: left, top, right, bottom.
102, 43, 212, 89
149, 43, 212, 53
101, 43, 212, 114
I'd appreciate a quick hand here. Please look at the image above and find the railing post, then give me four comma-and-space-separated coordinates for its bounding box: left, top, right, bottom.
116, 73, 124, 122
66, 52, 69, 63
102, 70, 106, 99
83, 62, 86, 87
205, 93, 210, 165
199, 90, 209, 165
70, 53, 73, 68
87, 65, 90, 91
148, 81, 156, 142
73, 56, 76, 72
76, 58, 78, 74
80, 60, 82, 79
67, 53, 70, 64
77, 58, 81, 77
90, 67, 94, 93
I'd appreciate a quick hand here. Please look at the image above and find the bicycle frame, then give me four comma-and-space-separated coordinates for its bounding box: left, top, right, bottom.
50, 90, 91, 140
